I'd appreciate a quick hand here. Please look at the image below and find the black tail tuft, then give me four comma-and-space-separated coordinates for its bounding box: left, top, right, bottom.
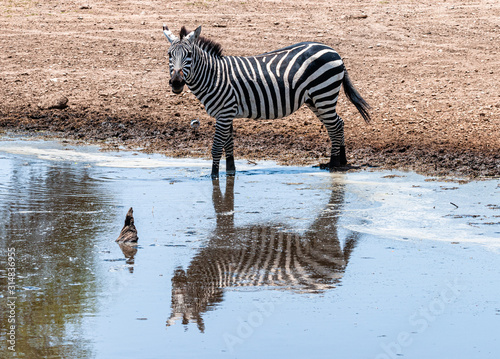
342, 70, 371, 123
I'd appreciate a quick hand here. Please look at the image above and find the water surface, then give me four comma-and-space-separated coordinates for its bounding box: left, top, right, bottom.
0, 137, 499, 359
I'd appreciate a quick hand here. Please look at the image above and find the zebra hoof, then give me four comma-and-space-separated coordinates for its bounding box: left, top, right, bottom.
317, 159, 347, 171
318, 162, 330, 170
226, 156, 236, 176
339, 146, 347, 166
324, 150, 347, 170
211, 163, 220, 179
329, 157, 342, 168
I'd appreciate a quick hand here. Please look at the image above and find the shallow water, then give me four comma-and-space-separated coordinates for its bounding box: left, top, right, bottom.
0, 137, 499, 359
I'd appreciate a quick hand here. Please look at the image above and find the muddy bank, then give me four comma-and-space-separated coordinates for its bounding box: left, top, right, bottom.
0, 106, 498, 178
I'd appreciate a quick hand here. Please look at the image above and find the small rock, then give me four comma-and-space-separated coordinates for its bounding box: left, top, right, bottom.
37, 95, 68, 110
80, 5, 92, 10
190, 119, 200, 129
98, 90, 118, 97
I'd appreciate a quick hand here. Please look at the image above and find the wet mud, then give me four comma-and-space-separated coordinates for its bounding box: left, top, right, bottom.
1, 107, 498, 179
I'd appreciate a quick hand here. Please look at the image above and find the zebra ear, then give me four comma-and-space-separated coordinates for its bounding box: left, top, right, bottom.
185, 26, 202, 44
163, 24, 178, 44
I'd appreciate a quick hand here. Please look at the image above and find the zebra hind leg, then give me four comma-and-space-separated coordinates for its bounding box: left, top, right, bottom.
321, 114, 347, 170
307, 101, 347, 170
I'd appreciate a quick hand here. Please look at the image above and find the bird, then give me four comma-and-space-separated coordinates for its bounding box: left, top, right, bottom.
116, 207, 138, 243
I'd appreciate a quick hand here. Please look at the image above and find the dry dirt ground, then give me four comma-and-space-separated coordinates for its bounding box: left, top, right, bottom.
1, 0, 499, 178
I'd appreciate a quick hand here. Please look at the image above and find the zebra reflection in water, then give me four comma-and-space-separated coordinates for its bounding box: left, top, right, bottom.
167, 176, 358, 331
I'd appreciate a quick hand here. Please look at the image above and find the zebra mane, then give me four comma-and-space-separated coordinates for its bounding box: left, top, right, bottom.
179, 26, 224, 58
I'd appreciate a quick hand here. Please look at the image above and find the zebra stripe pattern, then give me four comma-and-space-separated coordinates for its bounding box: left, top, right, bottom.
163, 25, 370, 177
166, 177, 358, 331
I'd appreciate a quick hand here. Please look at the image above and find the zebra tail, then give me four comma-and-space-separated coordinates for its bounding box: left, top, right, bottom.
342, 69, 371, 123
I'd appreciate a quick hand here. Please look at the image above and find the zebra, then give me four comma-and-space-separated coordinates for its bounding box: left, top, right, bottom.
163, 25, 371, 178
166, 176, 359, 331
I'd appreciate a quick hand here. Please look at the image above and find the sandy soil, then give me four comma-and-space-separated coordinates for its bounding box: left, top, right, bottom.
1, 0, 499, 178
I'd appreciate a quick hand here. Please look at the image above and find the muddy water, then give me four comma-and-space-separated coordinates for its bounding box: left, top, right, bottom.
0, 137, 499, 359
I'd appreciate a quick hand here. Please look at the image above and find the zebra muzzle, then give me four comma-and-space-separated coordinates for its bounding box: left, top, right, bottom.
170, 70, 185, 94
170, 82, 185, 94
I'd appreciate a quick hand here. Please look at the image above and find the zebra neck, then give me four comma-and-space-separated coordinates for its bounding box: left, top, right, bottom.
187, 48, 225, 101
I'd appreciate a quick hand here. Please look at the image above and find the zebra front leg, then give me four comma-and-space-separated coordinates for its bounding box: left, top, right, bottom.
211, 119, 234, 179
224, 124, 236, 176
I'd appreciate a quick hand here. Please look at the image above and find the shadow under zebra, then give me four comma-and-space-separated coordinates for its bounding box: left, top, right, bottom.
167, 176, 359, 332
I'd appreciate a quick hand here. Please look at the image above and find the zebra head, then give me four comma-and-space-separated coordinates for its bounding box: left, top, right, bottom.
163, 25, 201, 94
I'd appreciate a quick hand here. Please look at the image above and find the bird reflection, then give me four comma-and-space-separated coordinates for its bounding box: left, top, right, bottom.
167, 176, 358, 331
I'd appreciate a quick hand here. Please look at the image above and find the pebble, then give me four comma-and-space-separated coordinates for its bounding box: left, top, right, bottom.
37, 95, 68, 110
190, 119, 200, 129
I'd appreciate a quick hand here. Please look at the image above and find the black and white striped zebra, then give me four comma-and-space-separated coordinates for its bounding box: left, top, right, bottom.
166, 177, 359, 331
163, 25, 371, 178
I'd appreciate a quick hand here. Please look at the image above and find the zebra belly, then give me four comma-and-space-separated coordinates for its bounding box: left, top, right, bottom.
235, 103, 301, 120
234, 88, 308, 120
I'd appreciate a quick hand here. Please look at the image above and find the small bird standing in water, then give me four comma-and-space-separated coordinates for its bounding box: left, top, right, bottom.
116, 207, 138, 243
